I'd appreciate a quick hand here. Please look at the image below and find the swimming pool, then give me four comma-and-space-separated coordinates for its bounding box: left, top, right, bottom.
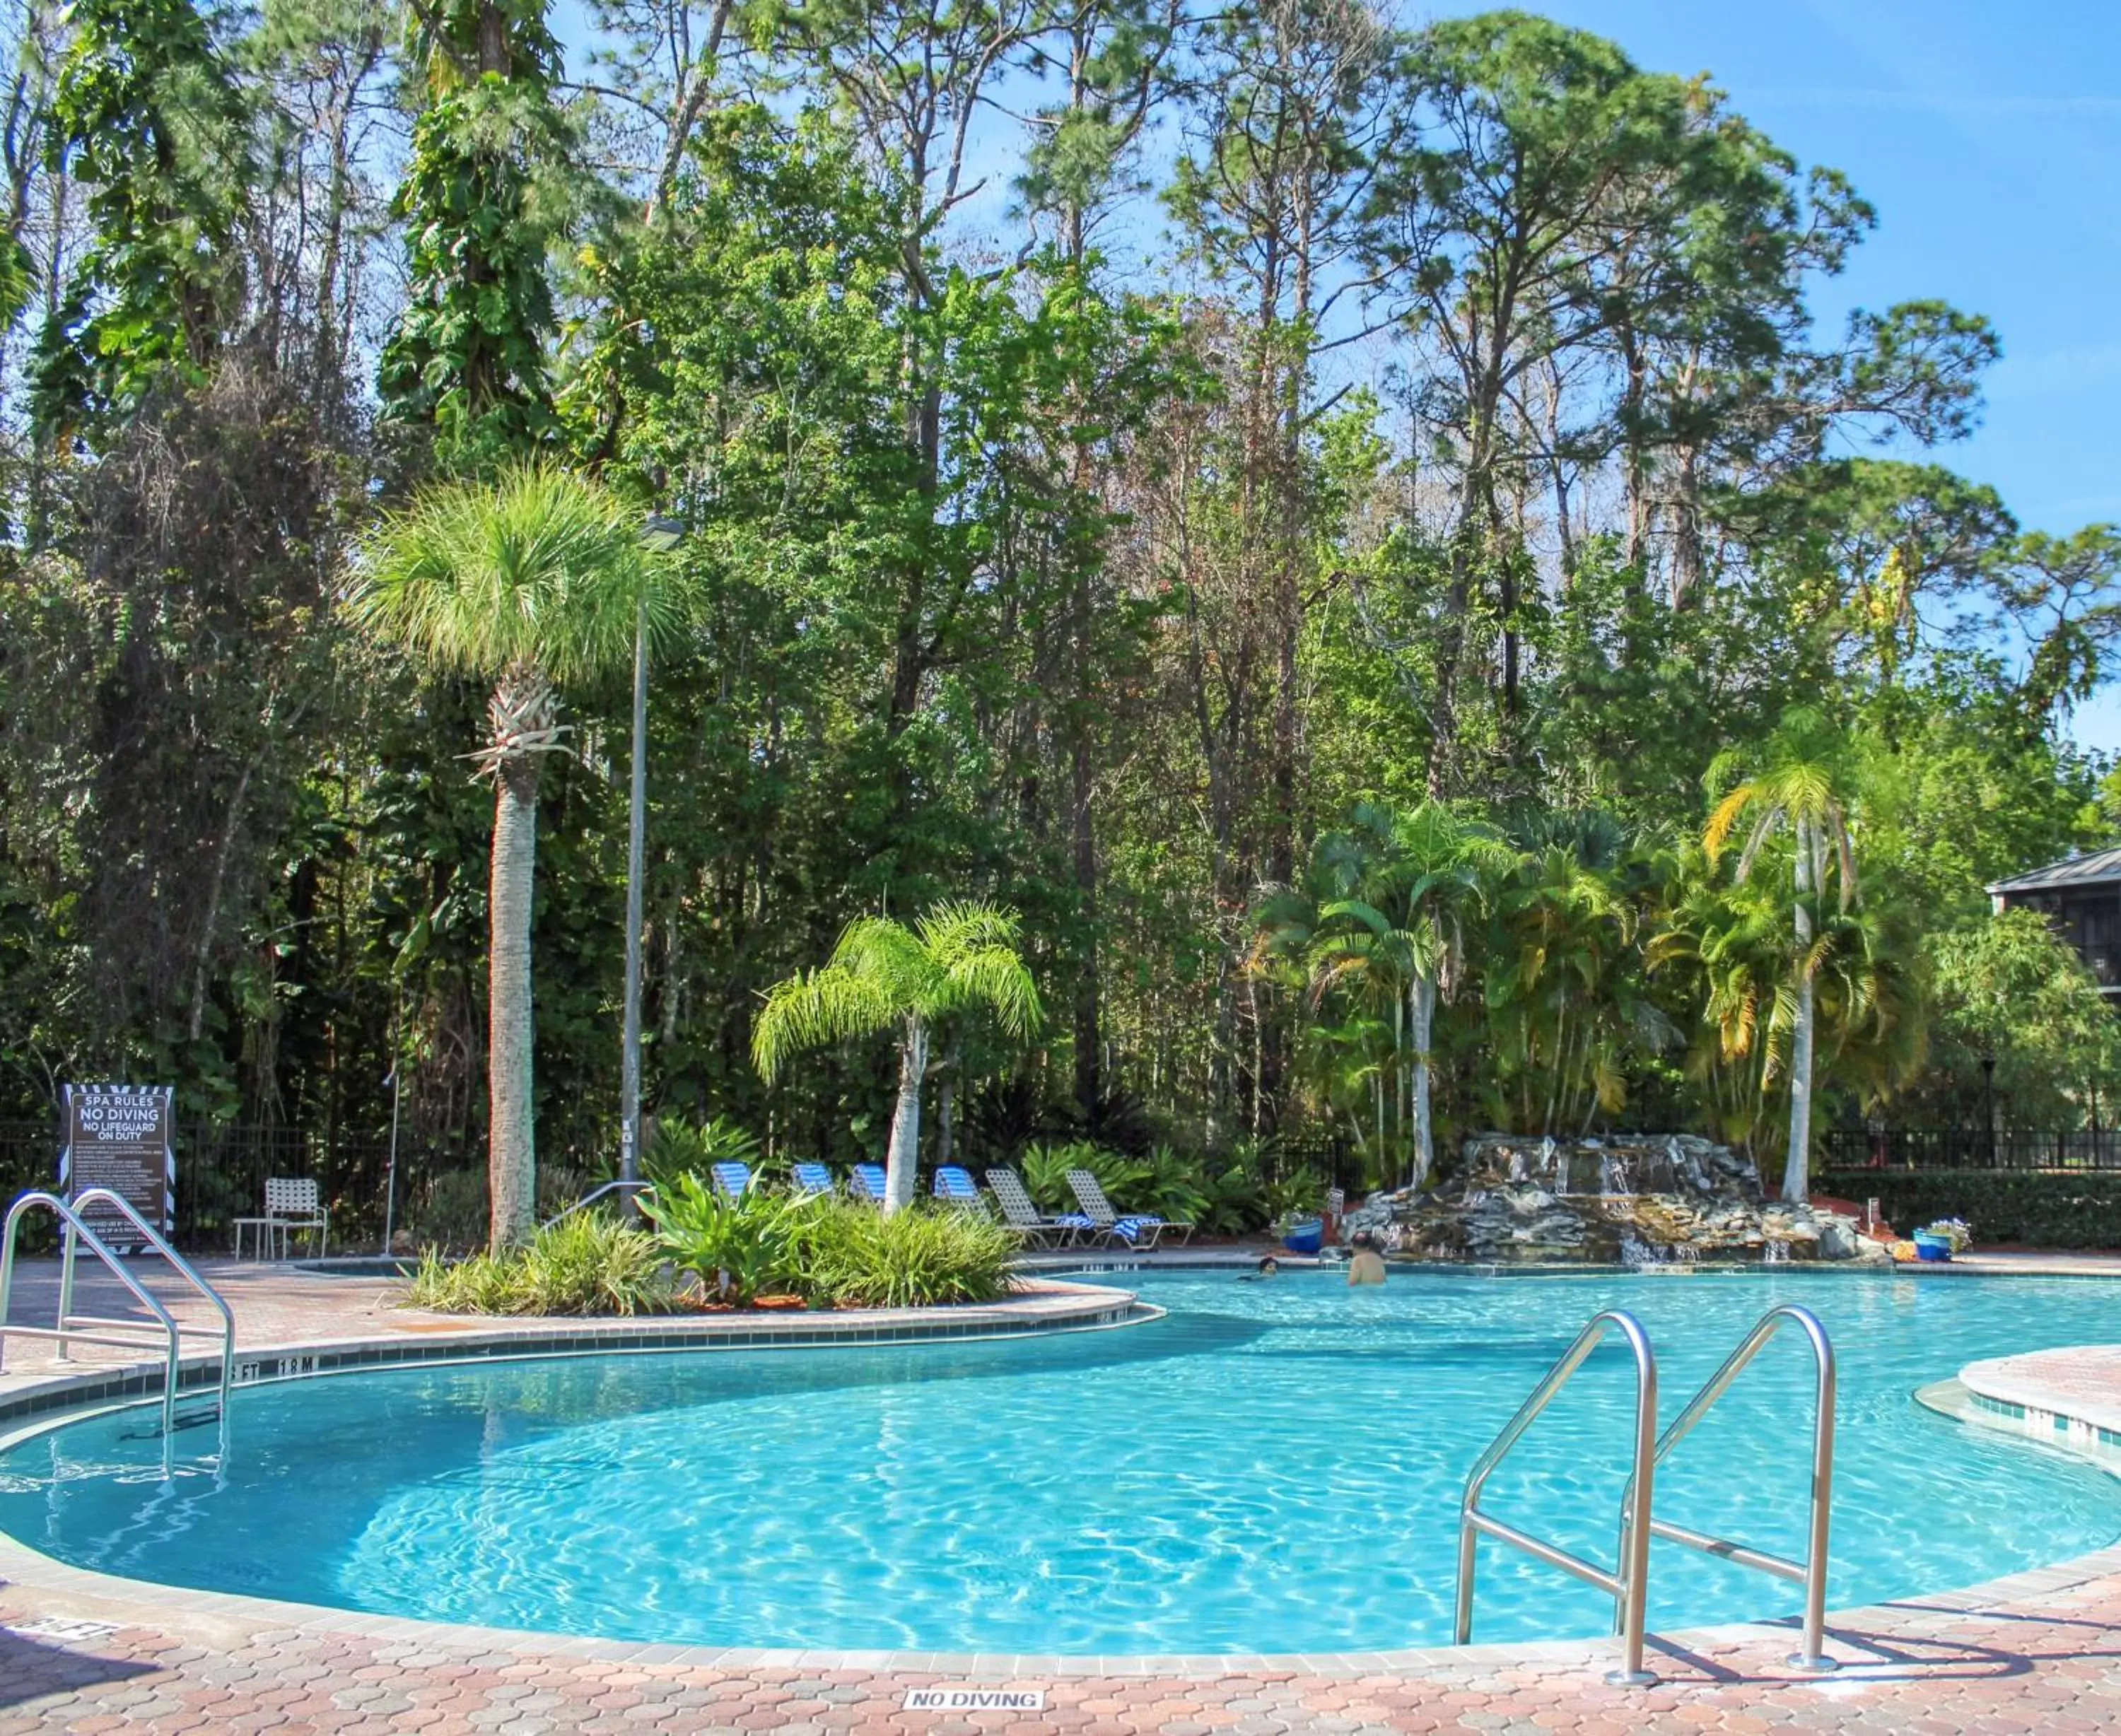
1, 1267, 2117, 1655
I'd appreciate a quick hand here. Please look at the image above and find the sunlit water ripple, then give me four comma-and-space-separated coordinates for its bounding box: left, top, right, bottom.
1, 1267, 2115, 1653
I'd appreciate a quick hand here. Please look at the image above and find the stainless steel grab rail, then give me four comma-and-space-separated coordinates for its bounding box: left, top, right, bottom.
1620, 1303, 1837, 1673
0, 1190, 235, 1446
1455, 1310, 1660, 1687
542, 1178, 654, 1228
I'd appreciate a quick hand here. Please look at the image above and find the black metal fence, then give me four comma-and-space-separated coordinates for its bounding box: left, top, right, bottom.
1823, 1127, 2121, 1173
0, 1120, 478, 1253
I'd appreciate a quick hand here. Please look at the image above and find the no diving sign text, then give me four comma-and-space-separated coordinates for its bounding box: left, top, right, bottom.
902, 1688, 1046, 1713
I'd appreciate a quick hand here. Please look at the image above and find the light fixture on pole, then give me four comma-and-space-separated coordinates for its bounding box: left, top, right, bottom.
620, 515, 689, 1212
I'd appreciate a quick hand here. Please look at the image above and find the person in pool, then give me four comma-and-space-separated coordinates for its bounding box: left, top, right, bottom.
1241, 1255, 1279, 1281
1347, 1230, 1386, 1286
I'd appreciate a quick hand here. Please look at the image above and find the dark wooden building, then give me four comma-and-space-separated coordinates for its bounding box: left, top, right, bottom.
1989, 848, 2121, 999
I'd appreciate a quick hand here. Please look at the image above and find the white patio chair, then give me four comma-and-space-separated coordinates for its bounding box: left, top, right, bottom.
233, 1176, 329, 1260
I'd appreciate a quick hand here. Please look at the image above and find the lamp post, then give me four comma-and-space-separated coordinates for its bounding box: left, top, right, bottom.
621, 515, 689, 1212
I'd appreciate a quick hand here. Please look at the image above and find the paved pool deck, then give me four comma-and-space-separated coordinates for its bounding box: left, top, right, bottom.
5, 1250, 2121, 1730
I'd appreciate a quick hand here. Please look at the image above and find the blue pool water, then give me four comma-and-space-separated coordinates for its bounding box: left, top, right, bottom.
2, 1267, 2119, 1654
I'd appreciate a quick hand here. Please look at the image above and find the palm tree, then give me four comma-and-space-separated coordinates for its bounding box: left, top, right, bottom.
351, 462, 682, 1250
1654, 860, 1918, 1176
1486, 845, 1644, 1136
1365, 802, 1517, 1188
1253, 802, 1514, 1190
752, 903, 1042, 1212
1251, 837, 1421, 1170
1704, 708, 1861, 1202
1649, 866, 1791, 1154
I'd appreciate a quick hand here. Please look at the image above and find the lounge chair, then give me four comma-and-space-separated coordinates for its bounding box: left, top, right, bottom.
1066, 1168, 1193, 1248
791, 1162, 835, 1197
849, 1163, 889, 1204
710, 1161, 754, 1199
930, 1166, 995, 1216
985, 1170, 1093, 1249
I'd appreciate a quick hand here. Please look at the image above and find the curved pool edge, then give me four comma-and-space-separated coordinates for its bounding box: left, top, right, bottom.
5, 1504, 2121, 1682
0, 1275, 1152, 1433
1922, 1344, 2121, 1469
9, 1277, 2121, 1684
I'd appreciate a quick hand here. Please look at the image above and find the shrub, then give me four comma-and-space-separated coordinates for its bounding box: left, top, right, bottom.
643, 1115, 763, 1189
639, 1171, 805, 1305
411, 1167, 490, 1250
407, 1214, 672, 1315
791, 1201, 1021, 1308
1136, 1145, 1211, 1223
1265, 1161, 1326, 1224
411, 1178, 1026, 1315
1018, 1139, 1312, 1234
1817, 1170, 2121, 1249
1198, 1163, 1266, 1235
1021, 1140, 1147, 1213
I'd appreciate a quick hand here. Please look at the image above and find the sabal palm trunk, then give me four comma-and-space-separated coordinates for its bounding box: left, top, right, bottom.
884, 1012, 928, 1214
1409, 972, 1437, 1191
484, 675, 551, 1250
1784, 815, 1816, 1203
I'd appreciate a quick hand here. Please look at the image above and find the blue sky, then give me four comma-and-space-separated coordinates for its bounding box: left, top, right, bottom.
1430, 0, 2121, 751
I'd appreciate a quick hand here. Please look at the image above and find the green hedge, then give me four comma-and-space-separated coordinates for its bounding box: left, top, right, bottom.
1816, 1170, 2121, 1249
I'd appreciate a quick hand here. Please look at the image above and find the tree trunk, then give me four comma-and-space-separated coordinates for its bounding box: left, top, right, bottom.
884, 1012, 928, 1213
1784, 816, 1816, 1203
619, 605, 648, 1201
933, 1030, 960, 1168
487, 756, 540, 1250
1070, 546, 1102, 1116
1410, 971, 1437, 1190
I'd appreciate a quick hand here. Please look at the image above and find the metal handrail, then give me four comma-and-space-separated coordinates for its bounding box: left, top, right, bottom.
542, 1178, 654, 1228
1, 1193, 181, 1436
0, 1190, 235, 1443
71, 1188, 235, 1429
1620, 1303, 1837, 1673
1456, 1310, 1660, 1687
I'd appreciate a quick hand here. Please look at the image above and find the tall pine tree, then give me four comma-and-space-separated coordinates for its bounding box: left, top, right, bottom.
31, 0, 250, 441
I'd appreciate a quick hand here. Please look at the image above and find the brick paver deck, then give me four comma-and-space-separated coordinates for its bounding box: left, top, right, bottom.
4, 1253, 2121, 1731
8, 1547, 2121, 1733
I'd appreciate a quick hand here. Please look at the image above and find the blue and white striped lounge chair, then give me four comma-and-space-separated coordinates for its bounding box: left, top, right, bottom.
711, 1161, 754, 1199
985, 1170, 1092, 1249
849, 1163, 889, 1204
931, 1166, 993, 1216
791, 1162, 836, 1197
1065, 1168, 1193, 1248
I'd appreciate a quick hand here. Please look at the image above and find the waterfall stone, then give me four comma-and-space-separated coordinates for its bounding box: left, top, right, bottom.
1341, 1132, 1878, 1265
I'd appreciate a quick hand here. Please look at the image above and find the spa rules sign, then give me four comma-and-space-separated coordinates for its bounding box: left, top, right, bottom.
59, 1084, 175, 1239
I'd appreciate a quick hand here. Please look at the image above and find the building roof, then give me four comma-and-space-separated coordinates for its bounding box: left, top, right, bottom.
1988, 846, 2121, 896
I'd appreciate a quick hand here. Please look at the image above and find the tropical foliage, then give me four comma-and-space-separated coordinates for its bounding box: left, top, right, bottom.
406, 1213, 670, 1315
4, 0, 2118, 1226
753, 905, 1041, 1212
786, 1202, 1020, 1309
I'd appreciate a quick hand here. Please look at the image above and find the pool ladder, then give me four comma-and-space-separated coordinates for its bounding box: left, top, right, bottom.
0, 1189, 235, 1450
1454, 1303, 1836, 1687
